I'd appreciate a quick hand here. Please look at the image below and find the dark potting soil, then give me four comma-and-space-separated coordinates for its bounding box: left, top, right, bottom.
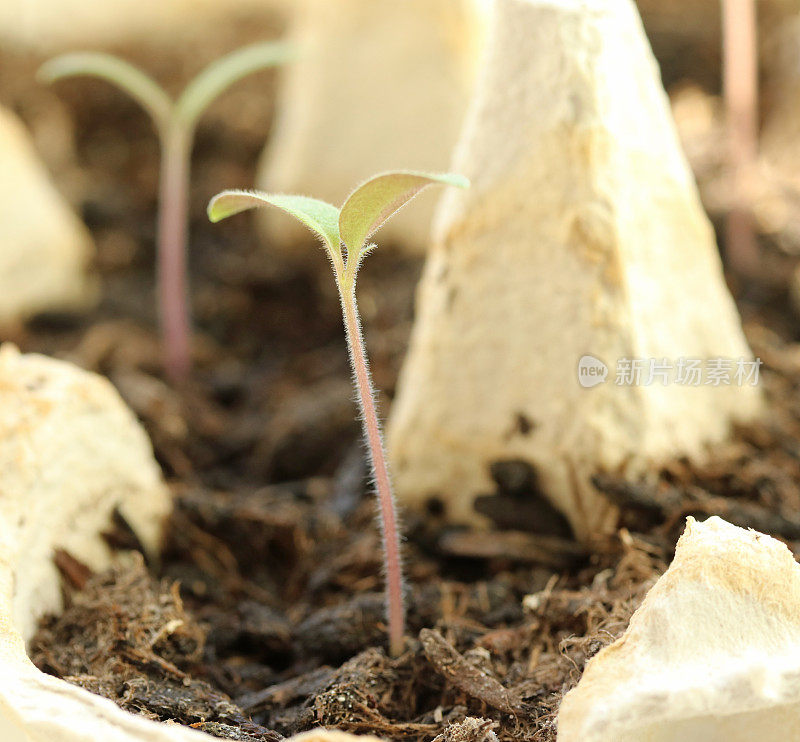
4, 31, 800, 742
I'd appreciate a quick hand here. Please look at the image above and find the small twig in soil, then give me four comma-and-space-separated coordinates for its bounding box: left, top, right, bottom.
438, 530, 586, 570
54, 549, 94, 591
593, 473, 800, 541
420, 628, 526, 716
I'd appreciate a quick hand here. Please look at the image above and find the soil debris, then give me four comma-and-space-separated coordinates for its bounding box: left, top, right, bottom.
420, 629, 526, 715
11, 32, 800, 742
30, 554, 277, 741
431, 717, 499, 742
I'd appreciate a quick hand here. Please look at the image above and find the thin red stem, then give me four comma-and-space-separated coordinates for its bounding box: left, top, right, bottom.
157, 124, 192, 382
340, 284, 405, 656
722, 0, 759, 276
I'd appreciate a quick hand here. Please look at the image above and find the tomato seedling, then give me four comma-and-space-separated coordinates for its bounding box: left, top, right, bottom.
40, 43, 293, 381
208, 170, 468, 654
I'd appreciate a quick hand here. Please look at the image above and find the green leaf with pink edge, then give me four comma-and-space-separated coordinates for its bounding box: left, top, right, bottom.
338, 170, 469, 255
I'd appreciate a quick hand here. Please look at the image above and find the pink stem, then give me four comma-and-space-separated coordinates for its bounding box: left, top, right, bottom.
722, 0, 759, 275
340, 286, 405, 657
157, 124, 192, 382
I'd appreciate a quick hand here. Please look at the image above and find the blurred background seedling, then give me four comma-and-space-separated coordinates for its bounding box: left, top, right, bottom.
721, 0, 759, 277
39, 42, 294, 382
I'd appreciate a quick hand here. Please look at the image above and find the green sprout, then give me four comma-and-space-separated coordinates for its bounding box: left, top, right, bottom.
208, 171, 469, 655
39, 43, 293, 382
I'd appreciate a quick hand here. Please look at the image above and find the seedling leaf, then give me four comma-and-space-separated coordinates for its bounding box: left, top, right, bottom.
38, 52, 172, 133
339, 170, 469, 254
41, 46, 293, 384
177, 42, 295, 130
206, 169, 469, 657
208, 190, 341, 252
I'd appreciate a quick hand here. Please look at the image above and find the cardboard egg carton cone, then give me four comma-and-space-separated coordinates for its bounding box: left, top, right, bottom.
387, 0, 761, 539
0, 106, 96, 324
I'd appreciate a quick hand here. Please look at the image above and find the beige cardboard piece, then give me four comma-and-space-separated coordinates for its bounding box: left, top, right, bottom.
0, 107, 96, 323
388, 0, 761, 538
558, 516, 800, 741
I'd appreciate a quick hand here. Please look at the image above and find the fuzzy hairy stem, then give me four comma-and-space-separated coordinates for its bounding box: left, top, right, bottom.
157, 124, 192, 382
339, 281, 405, 656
